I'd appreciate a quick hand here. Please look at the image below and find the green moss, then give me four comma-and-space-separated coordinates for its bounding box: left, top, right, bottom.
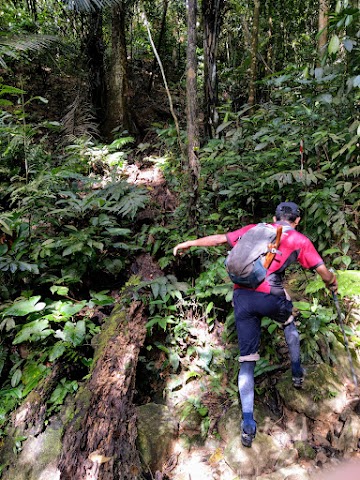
91, 305, 127, 369
294, 440, 316, 459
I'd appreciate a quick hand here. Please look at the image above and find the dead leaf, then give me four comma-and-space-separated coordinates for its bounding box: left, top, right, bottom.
208, 448, 224, 465
88, 450, 112, 464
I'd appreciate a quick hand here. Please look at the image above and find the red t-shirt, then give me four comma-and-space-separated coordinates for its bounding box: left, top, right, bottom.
226, 222, 324, 295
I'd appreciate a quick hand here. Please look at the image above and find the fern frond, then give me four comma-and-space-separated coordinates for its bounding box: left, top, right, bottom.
108, 188, 148, 219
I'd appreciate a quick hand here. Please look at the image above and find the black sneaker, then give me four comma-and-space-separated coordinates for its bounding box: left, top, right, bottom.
292, 375, 304, 389
241, 421, 256, 448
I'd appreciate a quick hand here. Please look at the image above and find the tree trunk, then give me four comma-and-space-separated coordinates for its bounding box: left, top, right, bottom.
86, 8, 107, 125
318, 0, 329, 60
59, 301, 146, 480
202, 0, 225, 138
248, 0, 261, 106
186, 0, 200, 228
148, 0, 169, 93
103, 2, 133, 138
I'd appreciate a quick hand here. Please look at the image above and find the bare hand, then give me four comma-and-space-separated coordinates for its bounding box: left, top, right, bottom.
173, 242, 191, 256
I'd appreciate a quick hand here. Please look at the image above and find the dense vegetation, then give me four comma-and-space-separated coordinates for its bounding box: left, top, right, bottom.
0, 0, 359, 463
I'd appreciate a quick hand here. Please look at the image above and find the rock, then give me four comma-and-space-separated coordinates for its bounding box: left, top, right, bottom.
224, 431, 298, 479
256, 464, 311, 480
315, 451, 328, 466
330, 339, 360, 385
283, 409, 310, 442
217, 402, 280, 442
312, 418, 335, 439
331, 412, 360, 452
312, 434, 331, 448
1, 421, 62, 480
276, 365, 347, 420
217, 404, 241, 442
136, 403, 178, 473
333, 420, 344, 437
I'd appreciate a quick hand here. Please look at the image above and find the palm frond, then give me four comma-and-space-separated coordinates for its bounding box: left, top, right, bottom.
64, 0, 122, 12
62, 94, 99, 141
0, 35, 61, 68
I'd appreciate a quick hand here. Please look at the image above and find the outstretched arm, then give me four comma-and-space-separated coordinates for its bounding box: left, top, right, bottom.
173, 234, 228, 256
316, 264, 338, 293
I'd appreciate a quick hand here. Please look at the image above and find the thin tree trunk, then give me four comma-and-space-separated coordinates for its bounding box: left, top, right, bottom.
148, 0, 169, 93
186, 0, 200, 227
248, 0, 260, 106
59, 301, 146, 480
265, 0, 273, 76
202, 0, 224, 138
318, 0, 329, 60
26, 0, 37, 21
103, 2, 133, 137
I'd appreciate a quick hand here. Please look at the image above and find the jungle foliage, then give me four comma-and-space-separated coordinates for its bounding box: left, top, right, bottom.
0, 0, 359, 451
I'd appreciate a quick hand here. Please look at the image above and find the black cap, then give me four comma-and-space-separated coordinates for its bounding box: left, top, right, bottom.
275, 202, 301, 218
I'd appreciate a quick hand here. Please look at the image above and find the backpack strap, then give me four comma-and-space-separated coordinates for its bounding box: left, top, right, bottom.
263, 226, 283, 269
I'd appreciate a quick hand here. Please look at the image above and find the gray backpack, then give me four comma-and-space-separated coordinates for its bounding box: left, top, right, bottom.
225, 223, 284, 288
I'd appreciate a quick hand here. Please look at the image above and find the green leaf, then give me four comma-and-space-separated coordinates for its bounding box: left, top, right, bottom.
48, 378, 78, 406
62, 243, 83, 256
65, 320, 86, 346
52, 300, 86, 317
197, 406, 208, 417
0, 317, 15, 332
205, 302, 214, 315
215, 121, 233, 135
2, 297, 46, 317
168, 351, 180, 371
50, 286, 70, 297
151, 282, 160, 299
48, 343, 67, 361
11, 369, 22, 387
254, 142, 268, 151
21, 362, 47, 386
268, 323, 278, 334
293, 301, 312, 311
317, 93, 332, 104
105, 228, 131, 236
13, 320, 53, 344
328, 35, 340, 55
89, 291, 114, 306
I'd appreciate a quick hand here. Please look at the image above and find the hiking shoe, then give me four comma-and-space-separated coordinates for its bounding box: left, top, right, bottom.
292, 375, 304, 389
241, 421, 256, 448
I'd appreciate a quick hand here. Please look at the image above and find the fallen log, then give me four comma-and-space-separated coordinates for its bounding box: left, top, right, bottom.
59, 300, 147, 480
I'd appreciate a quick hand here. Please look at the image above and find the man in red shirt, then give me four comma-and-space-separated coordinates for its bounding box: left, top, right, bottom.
173, 202, 337, 447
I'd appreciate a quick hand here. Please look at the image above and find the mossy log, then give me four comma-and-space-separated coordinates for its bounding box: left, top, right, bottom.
59, 300, 147, 480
